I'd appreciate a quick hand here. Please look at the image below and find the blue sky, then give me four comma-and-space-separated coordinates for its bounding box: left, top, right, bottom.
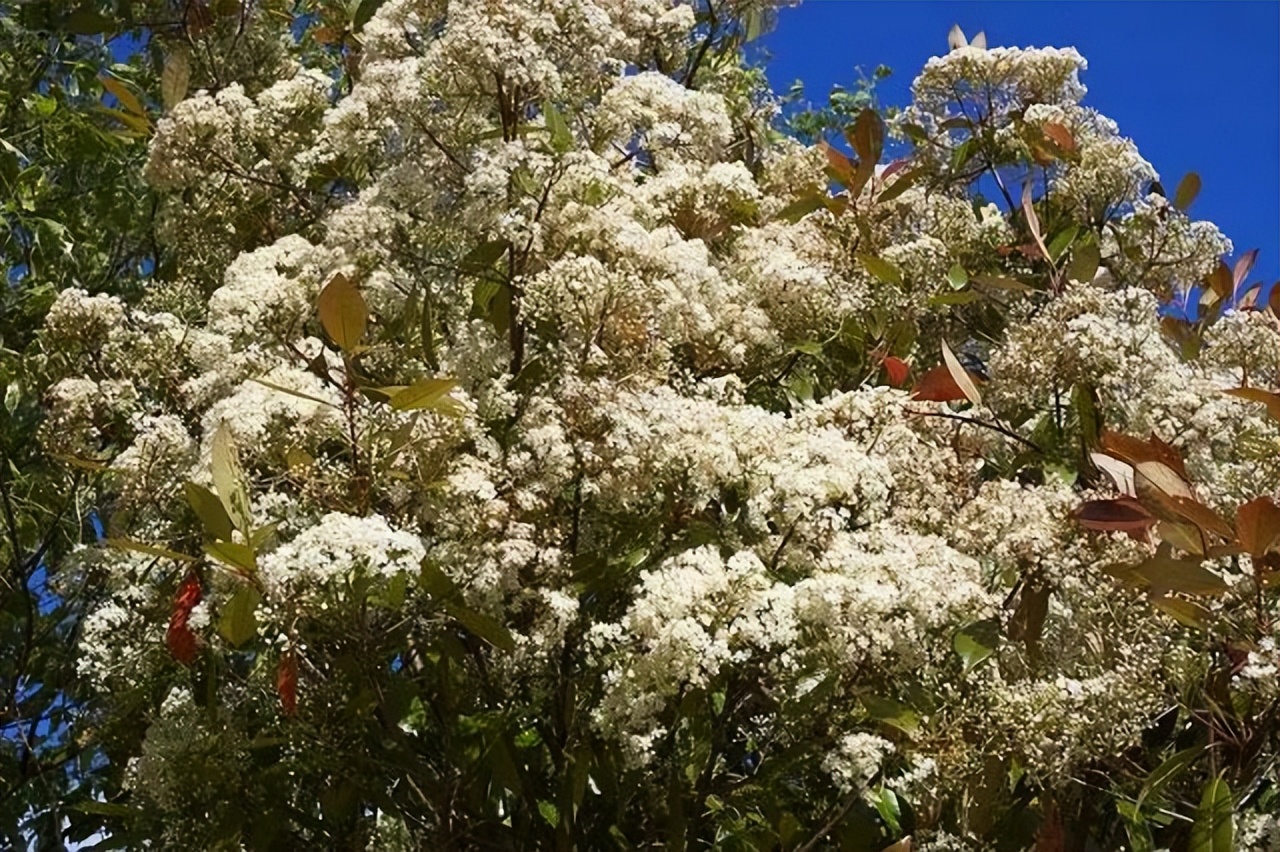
760, 1, 1280, 286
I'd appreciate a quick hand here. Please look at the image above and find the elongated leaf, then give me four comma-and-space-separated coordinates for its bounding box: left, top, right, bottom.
542, 101, 573, 152
218, 584, 261, 647
1021, 180, 1051, 264
875, 166, 924, 203
858, 254, 904, 286
249, 378, 338, 409
184, 481, 235, 541
1173, 172, 1201, 211
1236, 496, 1280, 557
1074, 498, 1156, 534
161, 47, 191, 111
447, 602, 516, 652
1150, 595, 1210, 629
947, 23, 967, 50
318, 273, 367, 351
954, 618, 1001, 672
940, 339, 982, 406
1189, 776, 1233, 852
100, 75, 145, 117
204, 540, 258, 575
911, 364, 969, 402
388, 378, 458, 411
971, 274, 1034, 292
1224, 386, 1280, 421
861, 696, 920, 735
1046, 224, 1079, 262
776, 193, 826, 223
1130, 549, 1228, 596
106, 538, 196, 563
1067, 238, 1101, 285
849, 108, 884, 170
211, 421, 253, 535
1138, 744, 1206, 810
1042, 122, 1076, 154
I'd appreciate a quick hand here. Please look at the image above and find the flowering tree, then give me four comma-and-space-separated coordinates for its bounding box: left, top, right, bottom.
24, 1, 1280, 850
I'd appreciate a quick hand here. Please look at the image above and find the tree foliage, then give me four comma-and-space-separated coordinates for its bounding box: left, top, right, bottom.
4, 2, 1280, 851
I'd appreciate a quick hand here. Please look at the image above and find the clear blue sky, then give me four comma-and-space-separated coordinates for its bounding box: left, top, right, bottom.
760, 1, 1280, 286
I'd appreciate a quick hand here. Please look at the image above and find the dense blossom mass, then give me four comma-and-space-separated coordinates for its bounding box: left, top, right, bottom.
31, 1, 1280, 850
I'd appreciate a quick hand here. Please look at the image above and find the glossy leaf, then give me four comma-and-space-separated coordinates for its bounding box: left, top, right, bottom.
1189, 777, 1234, 852
1236, 496, 1280, 557
940, 339, 982, 406
858, 253, 904, 286
954, 618, 1001, 672
1173, 171, 1201, 211
218, 584, 261, 647
883, 356, 910, 387
318, 272, 368, 351
211, 421, 253, 535
183, 481, 235, 542
1074, 498, 1155, 534
388, 378, 459, 412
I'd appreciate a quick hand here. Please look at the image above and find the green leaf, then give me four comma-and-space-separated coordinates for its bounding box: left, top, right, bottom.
218, 584, 260, 647
161, 47, 191, 111
1137, 744, 1206, 812
106, 538, 196, 563
420, 560, 461, 602
183, 481, 235, 541
388, 378, 459, 412
1067, 236, 1101, 285
871, 786, 901, 834
446, 602, 515, 652
858, 253, 904, 286
954, 617, 1001, 673
204, 541, 258, 575
459, 239, 509, 274
776, 193, 826, 223
100, 75, 145, 118
1189, 776, 1233, 852
353, 0, 389, 30
538, 800, 560, 828
542, 101, 573, 153
1046, 224, 1079, 262
211, 421, 253, 536
946, 263, 969, 290
1173, 171, 1202, 212
861, 696, 920, 735
875, 166, 923, 204
317, 272, 368, 352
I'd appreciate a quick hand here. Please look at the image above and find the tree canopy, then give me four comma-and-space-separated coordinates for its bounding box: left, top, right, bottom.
3, 2, 1279, 851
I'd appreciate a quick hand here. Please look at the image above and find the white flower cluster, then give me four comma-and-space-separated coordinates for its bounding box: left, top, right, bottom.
257, 511, 426, 598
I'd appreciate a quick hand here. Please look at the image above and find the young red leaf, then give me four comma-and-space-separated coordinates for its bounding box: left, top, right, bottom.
1042, 122, 1076, 154
165, 571, 203, 665
910, 364, 967, 402
277, 649, 298, 717
1236, 496, 1280, 557
1074, 498, 1157, 534
1232, 249, 1259, 292
882, 356, 910, 388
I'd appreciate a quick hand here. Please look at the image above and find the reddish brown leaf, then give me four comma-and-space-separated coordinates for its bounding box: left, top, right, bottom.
1099, 430, 1189, 480
165, 571, 203, 665
882, 356, 910, 388
1233, 249, 1259, 292
1237, 496, 1280, 557
1205, 260, 1233, 299
277, 649, 298, 717
1163, 495, 1234, 540
910, 365, 967, 402
1224, 387, 1280, 422
1074, 498, 1157, 534
1042, 122, 1076, 154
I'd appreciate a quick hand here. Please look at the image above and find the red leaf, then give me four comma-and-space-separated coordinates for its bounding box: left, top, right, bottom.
1042, 122, 1076, 154
1237, 496, 1280, 558
1233, 249, 1259, 291
1099, 430, 1189, 480
277, 650, 298, 717
910, 364, 966, 402
883, 356, 910, 387
166, 571, 203, 665
1074, 498, 1157, 534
